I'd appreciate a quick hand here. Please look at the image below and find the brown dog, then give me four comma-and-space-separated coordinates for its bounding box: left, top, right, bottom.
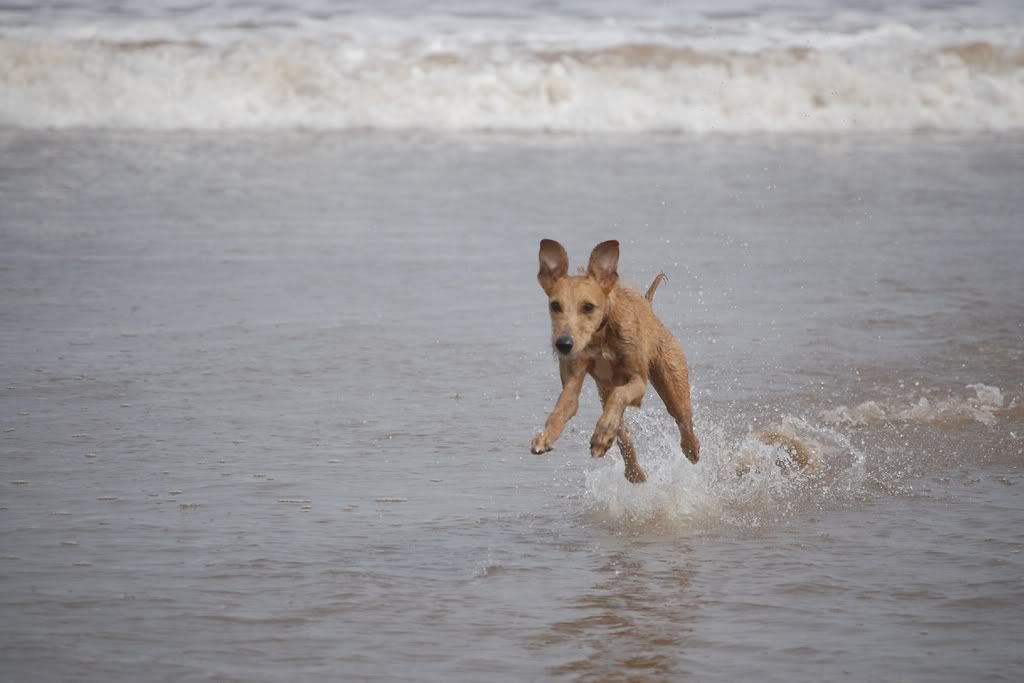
530, 239, 700, 483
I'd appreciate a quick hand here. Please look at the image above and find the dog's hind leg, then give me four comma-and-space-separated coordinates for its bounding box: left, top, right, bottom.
650, 339, 700, 463
616, 425, 647, 483
758, 431, 813, 470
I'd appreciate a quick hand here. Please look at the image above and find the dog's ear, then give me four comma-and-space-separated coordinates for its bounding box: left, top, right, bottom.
587, 240, 619, 291
538, 239, 569, 294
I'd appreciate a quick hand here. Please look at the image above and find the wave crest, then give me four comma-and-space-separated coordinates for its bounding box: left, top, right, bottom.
2, 30, 1024, 132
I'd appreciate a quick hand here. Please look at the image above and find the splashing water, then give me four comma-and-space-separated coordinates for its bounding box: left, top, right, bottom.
581, 383, 1020, 530
582, 408, 870, 531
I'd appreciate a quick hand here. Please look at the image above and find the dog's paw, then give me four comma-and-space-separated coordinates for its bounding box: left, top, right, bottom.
624, 462, 647, 484
590, 424, 616, 458
530, 433, 552, 455
682, 435, 701, 464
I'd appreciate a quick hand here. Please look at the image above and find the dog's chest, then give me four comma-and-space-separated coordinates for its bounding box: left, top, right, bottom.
588, 348, 619, 384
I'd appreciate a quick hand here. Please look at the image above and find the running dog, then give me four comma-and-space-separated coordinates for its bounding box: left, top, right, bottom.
530, 239, 700, 483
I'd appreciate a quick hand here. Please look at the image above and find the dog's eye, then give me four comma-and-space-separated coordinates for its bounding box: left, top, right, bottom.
549, 301, 562, 313
581, 302, 595, 314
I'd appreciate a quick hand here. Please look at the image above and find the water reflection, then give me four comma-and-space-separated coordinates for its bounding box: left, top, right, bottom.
533, 546, 700, 681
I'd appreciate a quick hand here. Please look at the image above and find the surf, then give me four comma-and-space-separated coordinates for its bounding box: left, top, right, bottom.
2, 14, 1023, 132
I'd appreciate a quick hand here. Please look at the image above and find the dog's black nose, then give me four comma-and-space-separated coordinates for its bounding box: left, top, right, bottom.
555, 336, 574, 354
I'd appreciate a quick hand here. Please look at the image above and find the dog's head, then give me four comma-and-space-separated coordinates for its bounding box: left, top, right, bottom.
537, 239, 619, 358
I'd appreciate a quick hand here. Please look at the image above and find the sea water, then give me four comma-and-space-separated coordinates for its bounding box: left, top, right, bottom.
1, 2, 1023, 682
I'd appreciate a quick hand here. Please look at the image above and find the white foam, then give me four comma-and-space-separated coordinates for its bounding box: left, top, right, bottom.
1, 14, 1023, 132
822, 383, 1014, 429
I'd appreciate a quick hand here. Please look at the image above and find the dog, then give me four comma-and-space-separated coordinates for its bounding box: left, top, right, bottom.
530, 239, 700, 483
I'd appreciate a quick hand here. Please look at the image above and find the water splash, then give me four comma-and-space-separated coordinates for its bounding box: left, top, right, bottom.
581, 410, 867, 531
579, 383, 1020, 530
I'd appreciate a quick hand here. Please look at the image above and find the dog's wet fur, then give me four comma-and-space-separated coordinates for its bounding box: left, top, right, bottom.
530, 239, 700, 483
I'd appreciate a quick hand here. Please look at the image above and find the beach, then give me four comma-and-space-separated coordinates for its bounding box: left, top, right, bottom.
2, 1, 1024, 681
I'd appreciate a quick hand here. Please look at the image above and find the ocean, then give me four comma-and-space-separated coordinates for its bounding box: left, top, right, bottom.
1, 2, 1023, 682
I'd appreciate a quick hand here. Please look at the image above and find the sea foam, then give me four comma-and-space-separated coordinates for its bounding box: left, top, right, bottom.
821, 383, 1018, 429
2, 14, 1023, 132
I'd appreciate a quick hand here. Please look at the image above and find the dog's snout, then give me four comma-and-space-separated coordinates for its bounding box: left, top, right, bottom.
555, 336, 574, 354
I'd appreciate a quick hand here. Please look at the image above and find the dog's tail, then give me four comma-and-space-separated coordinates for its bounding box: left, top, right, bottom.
645, 273, 667, 303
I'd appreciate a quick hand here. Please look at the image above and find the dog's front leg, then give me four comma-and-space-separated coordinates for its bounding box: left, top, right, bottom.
530, 359, 587, 454
590, 375, 646, 458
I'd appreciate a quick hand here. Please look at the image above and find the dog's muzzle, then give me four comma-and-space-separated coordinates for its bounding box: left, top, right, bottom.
555, 336, 574, 355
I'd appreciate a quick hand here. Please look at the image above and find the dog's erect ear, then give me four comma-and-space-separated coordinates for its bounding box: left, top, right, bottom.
587, 240, 619, 291
538, 239, 569, 294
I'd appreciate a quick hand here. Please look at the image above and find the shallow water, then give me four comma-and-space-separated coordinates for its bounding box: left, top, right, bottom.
1, 131, 1022, 681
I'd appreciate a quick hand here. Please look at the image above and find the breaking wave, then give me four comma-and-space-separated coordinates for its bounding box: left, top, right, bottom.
2, 15, 1024, 132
